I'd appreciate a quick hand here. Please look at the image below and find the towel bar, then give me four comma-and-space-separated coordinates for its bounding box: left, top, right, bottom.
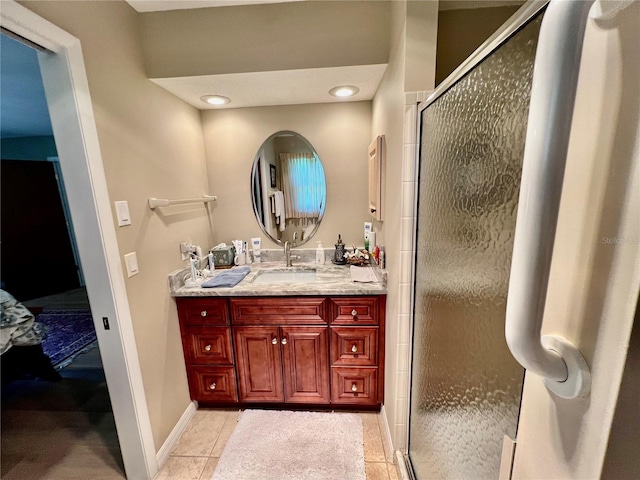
148, 195, 217, 210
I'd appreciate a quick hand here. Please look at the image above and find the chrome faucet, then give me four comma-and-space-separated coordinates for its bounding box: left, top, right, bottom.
284, 241, 299, 267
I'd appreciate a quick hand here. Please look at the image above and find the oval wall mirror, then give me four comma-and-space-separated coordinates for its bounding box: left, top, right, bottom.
251, 131, 326, 246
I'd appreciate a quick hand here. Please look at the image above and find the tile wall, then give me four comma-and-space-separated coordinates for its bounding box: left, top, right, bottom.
390, 91, 429, 450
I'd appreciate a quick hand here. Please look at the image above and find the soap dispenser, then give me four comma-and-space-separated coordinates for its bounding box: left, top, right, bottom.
316, 241, 325, 265
333, 234, 346, 265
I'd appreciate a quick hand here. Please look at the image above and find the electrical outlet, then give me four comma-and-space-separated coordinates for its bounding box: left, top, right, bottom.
180, 242, 194, 261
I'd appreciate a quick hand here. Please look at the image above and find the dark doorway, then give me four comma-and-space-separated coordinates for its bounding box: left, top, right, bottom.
1, 159, 80, 300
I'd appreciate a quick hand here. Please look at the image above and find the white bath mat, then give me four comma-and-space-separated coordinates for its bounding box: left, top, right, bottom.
212, 409, 365, 480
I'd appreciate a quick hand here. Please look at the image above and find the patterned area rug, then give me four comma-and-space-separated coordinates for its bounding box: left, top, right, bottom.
37, 310, 97, 369
212, 410, 366, 480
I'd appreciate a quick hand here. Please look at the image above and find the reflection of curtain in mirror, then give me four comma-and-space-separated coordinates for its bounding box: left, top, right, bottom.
280, 153, 326, 220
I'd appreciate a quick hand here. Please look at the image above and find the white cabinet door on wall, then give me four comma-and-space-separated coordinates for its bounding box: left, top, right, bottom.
368, 135, 384, 221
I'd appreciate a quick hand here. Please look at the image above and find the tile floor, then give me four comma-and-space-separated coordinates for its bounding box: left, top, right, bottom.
2, 339, 397, 480
157, 409, 399, 480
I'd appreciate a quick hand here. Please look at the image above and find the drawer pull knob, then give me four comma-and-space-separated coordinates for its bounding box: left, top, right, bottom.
351, 309, 358, 317
209, 382, 216, 390
200, 310, 208, 317
271, 337, 278, 345
351, 344, 358, 353
351, 383, 358, 392
281, 338, 288, 345
204, 344, 212, 352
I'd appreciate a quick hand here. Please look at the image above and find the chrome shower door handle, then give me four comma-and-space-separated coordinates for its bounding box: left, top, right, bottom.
505, 0, 593, 400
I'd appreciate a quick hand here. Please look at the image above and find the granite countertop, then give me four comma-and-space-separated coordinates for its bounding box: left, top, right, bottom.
169, 259, 387, 297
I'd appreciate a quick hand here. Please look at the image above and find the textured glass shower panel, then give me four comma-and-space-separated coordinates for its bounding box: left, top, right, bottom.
408, 15, 543, 480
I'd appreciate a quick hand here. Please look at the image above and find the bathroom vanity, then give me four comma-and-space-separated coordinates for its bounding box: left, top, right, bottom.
171, 262, 386, 409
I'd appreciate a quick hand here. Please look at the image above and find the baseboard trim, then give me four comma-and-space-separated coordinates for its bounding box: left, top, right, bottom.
379, 404, 395, 462
156, 401, 197, 468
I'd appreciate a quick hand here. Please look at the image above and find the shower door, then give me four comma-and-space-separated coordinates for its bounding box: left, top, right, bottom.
407, 8, 545, 480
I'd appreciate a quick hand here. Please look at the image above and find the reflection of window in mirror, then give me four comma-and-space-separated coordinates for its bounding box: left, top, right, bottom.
280, 153, 325, 219
251, 131, 327, 246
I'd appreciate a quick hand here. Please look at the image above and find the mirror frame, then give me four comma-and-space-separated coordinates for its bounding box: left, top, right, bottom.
250, 130, 326, 246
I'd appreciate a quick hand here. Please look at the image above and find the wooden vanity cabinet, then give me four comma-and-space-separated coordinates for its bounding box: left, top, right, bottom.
231, 297, 330, 404
176, 294, 385, 408
176, 298, 238, 404
233, 325, 330, 404
328, 296, 385, 405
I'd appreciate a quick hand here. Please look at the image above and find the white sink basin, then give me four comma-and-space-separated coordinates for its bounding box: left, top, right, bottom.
252, 269, 317, 285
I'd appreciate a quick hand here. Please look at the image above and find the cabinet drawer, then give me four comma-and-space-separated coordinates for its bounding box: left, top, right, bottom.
183, 326, 233, 365
188, 366, 238, 403
329, 297, 379, 325
331, 367, 378, 405
330, 327, 378, 366
231, 297, 327, 325
177, 298, 229, 325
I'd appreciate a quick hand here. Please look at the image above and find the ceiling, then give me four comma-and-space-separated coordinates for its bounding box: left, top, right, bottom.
1, 0, 526, 138
153, 65, 386, 110
126, 0, 308, 12
127, 0, 526, 13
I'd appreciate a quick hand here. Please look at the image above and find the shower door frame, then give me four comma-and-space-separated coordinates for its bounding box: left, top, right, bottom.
402, 0, 550, 477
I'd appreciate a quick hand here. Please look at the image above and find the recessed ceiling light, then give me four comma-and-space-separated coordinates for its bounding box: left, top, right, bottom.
329, 86, 360, 98
200, 95, 231, 106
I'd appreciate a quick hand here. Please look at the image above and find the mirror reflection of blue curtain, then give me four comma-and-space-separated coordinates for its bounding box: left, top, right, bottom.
280, 153, 326, 219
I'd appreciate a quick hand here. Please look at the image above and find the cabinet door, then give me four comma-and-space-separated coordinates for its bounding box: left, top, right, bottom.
331, 367, 378, 405
368, 135, 384, 221
188, 366, 238, 403
330, 296, 379, 325
281, 326, 330, 404
234, 326, 284, 402
183, 326, 233, 365
177, 297, 229, 325
230, 297, 327, 325
330, 326, 378, 366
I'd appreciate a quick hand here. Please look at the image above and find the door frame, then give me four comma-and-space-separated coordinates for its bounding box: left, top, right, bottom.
0, 2, 157, 479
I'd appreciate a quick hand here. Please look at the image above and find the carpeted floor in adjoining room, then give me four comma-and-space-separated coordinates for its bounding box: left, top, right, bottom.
156, 409, 399, 480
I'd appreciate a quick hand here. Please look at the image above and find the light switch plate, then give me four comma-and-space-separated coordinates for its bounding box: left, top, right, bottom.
124, 252, 139, 277
115, 200, 131, 226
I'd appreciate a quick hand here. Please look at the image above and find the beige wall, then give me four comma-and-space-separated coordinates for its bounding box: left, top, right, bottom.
371, 0, 406, 451
435, 5, 520, 85
140, 1, 391, 78
370, 0, 437, 450
405, 0, 439, 92
201, 102, 372, 249
512, 3, 640, 477
20, 0, 212, 450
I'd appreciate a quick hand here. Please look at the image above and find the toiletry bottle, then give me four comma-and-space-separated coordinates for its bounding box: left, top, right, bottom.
379, 246, 385, 269
334, 234, 346, 264
364, 222, 372, 252
316, 241, 325, 264
244, 242, 252, 264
